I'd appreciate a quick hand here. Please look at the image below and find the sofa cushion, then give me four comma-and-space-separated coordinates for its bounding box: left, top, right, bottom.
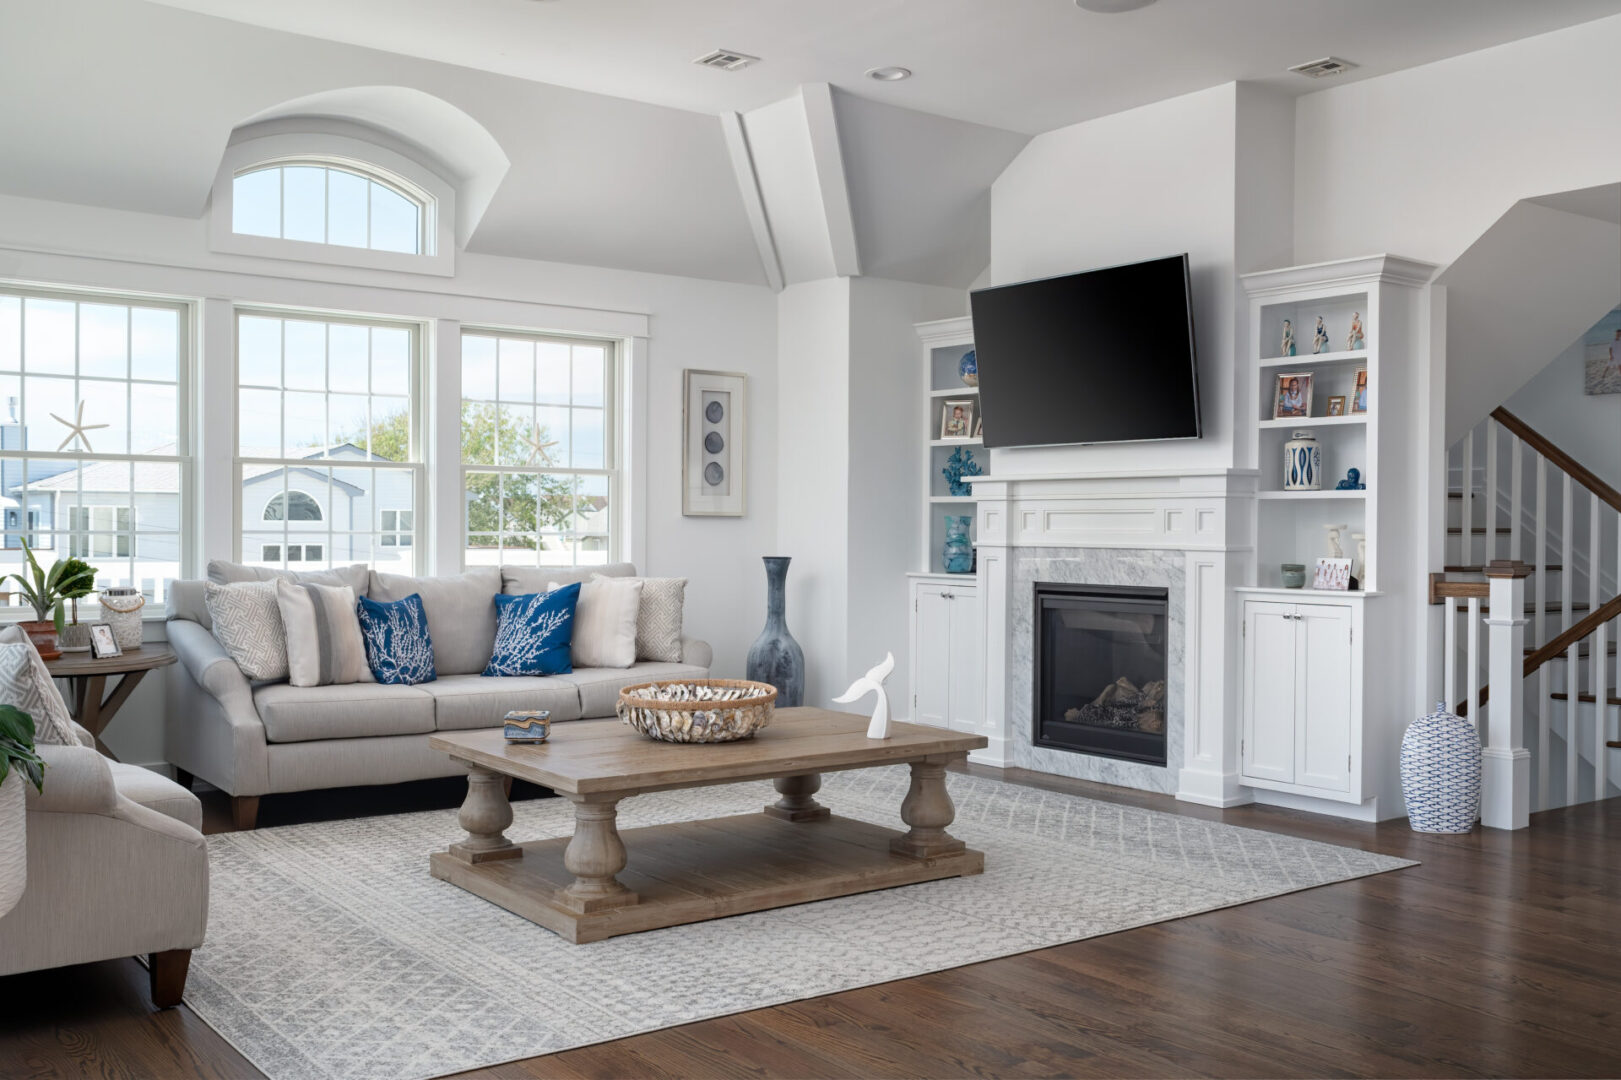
599, 573, 687, 663
357, 593, 437, 686
0, 630, 80, 745
553, 661, 712, 717
485, 586, 579, 676
205, 580, 289, 681
253, 682, 436, 743
369, 567, 500, 675
501, 561, 635, 596
421, 674, 583, 732
276, 579, 371, 687
209, 559, 370, 598
108, 761, 203, 832
556, 576, 641, 669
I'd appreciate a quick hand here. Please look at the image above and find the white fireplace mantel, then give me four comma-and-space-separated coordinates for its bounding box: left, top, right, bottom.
969, 468, 1257, 807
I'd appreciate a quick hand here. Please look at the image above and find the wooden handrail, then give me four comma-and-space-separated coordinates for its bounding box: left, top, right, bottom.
1428, 574, 1489, 604
1457, 592, 1621, 717
1491, 407, 1621, 515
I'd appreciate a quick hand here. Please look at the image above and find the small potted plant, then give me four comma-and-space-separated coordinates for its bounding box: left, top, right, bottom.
8, 539, 96, 660
55, 557, 99, 653
0, 704, 43, 919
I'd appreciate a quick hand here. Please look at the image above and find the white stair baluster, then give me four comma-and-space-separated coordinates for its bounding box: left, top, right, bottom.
1593, 493, 1607, 797
1467, 596, 1482, 731
1535, 453, 1549, 807
1445, 596, 1459, 709
1509, 433, 1522, 563
1485, 419, 1499, 563
1461, 429, 1475, 569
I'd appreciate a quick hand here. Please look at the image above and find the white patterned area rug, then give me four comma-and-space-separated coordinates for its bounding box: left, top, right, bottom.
191, 767, 1414, 1080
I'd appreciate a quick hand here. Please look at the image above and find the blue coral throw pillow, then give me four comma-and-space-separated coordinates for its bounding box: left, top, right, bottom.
484, 584, 579, 677
356, 593, 438, 685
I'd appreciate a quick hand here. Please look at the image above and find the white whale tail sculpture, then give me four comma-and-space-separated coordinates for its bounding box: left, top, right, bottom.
833, 652, 896, 739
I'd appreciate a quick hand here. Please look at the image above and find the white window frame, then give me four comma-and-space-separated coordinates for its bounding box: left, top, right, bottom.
69, 506, 136, 559
262, 489, 324, 522
211, 127, 456, 277
458, 328, 620, 570
380, 508, 413, 548
0, 283, 194, 617
233, 306, 426, 574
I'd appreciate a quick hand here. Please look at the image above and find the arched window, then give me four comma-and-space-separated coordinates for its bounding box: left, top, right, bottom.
232, 162, 425, 255
264, 490, 324, 522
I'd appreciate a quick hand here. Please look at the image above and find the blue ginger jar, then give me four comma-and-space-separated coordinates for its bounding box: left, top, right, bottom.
958, 349, 978, 387
942, 515, 974, 574
1400, 701, 1481, 833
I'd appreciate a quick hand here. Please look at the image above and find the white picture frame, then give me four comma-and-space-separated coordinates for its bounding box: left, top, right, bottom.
683, 369, 746, 517
88, 622, 122, 659
1312, 557, 1352, 592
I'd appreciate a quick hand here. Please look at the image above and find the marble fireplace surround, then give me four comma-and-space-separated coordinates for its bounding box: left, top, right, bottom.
971, 469, 1255, 805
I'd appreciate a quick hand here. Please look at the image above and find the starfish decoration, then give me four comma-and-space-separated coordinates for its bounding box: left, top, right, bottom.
522, 423, 558, 466
50, 401, 109, 453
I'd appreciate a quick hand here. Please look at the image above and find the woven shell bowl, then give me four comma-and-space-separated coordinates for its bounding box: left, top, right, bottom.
617, 679, 778, 743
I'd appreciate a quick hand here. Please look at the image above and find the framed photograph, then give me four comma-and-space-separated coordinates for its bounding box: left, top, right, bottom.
940, 399, 975, 440
1350, 368, 1369, 414
1326, 395, 1346, 416
1312, 557, 1352, 592
88, 623, 122, 659
1584, 337, 1621, 395
1273, 372, 1313, 419
683, 369, 746, 517
973, 416, 983, 439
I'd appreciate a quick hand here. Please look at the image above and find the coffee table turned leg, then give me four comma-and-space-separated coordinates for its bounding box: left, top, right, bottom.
765, 773, 830, 822
890, 759, 966, 860
558, 796, 639, 914
447, 765, 522, 864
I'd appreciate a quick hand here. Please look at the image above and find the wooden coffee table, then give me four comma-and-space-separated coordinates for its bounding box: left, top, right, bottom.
428, 708, 987, 943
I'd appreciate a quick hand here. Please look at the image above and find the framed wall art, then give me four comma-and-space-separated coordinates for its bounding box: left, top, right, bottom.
683, 369, 746, 516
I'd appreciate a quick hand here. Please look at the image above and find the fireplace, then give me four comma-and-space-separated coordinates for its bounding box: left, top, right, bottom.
1032, 582, 1169, 766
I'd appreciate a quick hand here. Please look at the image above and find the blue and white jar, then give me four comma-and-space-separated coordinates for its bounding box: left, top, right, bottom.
1400, 701, 1481, 833
958, 349, 978, 387
1283, 430, 1321, 491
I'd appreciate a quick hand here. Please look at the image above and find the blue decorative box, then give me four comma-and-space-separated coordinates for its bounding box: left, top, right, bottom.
503, 710, 552, 743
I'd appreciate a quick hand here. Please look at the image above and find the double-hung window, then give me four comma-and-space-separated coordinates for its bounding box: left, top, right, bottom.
236, 310, 423, 572
461, 329, 615, 567
0, 287, 188, 607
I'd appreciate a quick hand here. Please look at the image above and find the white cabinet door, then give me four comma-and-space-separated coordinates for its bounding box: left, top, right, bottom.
946, 586, 982, 733
912, 584, 952, 729
1295, 604, 1353, 793
1242, 601, 1297, 784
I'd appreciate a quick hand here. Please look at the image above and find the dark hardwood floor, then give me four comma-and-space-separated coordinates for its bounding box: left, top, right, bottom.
3, 766, 1617, 1079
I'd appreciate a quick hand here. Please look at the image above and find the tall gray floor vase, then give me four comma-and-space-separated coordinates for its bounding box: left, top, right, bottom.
746, 556, 805, 707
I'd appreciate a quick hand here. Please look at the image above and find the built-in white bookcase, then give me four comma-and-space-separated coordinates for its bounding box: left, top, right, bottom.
916, 316, 985, 575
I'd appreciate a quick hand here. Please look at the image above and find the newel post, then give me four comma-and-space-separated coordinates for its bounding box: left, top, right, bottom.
1481, 560, 1532, 829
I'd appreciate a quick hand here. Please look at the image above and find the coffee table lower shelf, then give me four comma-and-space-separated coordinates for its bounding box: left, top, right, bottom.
430, 812, 984, 944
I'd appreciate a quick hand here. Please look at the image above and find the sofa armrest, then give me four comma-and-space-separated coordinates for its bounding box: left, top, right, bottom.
163, 619, 270, 796
168, 619, 252, 706
680, 636, 713, 669
26, 744, 118, 815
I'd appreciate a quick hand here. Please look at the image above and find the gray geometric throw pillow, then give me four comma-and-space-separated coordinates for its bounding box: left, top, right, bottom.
205, 580, 289, 681
596, 573, 687, 663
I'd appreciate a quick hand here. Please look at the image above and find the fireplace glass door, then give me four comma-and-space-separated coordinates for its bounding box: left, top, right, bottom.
1034, 583, 1169, 766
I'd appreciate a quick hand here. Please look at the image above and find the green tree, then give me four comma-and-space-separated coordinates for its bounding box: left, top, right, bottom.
339, 405, 574, 551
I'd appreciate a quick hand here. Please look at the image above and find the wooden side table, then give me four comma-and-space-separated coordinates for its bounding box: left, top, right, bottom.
45, 644, 177, 760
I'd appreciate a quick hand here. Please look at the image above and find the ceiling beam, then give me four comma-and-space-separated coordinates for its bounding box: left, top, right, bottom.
800, 83, 862, 278
720, 111, 784, 292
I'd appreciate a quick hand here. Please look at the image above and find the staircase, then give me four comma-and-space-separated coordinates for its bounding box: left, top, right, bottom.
1431, 407, 1620, 824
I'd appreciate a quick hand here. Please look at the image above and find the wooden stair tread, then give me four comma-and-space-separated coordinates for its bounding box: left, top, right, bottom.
1549, 692, 1621, 706
1460, 602, 1592, 615
1447, 527, 1513, 534
1444, 564, 1562, 574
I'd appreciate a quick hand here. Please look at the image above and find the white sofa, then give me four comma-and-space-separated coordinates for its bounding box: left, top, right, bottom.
0, 737, 207, 1007
164, 561, 711, 828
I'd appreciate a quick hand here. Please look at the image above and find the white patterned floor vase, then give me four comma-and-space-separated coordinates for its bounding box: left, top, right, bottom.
1400, 701, 1481, 832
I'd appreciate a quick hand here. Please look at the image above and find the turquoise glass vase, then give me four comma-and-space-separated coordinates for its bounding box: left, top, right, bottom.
942, 515, 974, 574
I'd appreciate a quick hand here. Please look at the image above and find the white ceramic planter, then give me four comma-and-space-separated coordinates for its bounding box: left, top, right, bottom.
0, 769, 25, 919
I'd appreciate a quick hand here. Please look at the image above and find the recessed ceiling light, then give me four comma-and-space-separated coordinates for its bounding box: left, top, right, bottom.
1074, 0, 1157, 11
866, 66, 912, 82
694, 49, 761, 72
1288, 56, 1359, 79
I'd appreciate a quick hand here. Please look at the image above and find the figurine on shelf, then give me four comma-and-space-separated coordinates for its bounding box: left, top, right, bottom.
1334, 467, 1366, 490
1347, 312, 1366, 351
1281, 319, 1296, 357
940, 446, 983, 497
1312, 316, 1330, 354
1324, 522, 1348, 559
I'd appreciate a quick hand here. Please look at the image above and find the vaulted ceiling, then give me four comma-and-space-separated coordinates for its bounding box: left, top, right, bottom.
4, 0, 1620, 288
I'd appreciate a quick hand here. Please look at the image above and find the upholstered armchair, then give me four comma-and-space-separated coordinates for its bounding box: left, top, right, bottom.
0, 741, 209, 1007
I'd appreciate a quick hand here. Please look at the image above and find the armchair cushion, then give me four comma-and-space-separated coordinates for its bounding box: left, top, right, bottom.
107, 761, 203, 832
0, 630, 79, 745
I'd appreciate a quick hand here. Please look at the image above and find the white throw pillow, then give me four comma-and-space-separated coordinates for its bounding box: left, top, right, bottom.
0, 627, 79, 746
551, 576, 642, 669
594, 573, 686, 663
275, 579, 372, 687
205, 580, 289, 681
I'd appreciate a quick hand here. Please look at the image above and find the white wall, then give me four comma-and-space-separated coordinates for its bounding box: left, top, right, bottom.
1294, 13, 1621, 267
0, 191, 779, 767
988, 84, 1239, 474
1504, 312, 1621, 492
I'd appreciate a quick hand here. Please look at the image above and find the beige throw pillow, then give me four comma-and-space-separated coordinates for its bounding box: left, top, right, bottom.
593, 573, 686, 663
550, 576, 642, 669
0, 627, 79, 745
205, 580, 290, 681
275, 579, 372, 687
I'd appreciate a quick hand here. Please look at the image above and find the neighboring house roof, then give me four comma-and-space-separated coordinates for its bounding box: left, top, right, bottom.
25, 444, 384, 495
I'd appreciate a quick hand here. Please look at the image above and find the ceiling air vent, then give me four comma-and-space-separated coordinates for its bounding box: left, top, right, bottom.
694, 49, 760, 72
1288, 56, 1358, 79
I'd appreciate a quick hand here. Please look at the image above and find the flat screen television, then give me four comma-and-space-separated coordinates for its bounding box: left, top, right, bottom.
970, 255, 1200, 448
